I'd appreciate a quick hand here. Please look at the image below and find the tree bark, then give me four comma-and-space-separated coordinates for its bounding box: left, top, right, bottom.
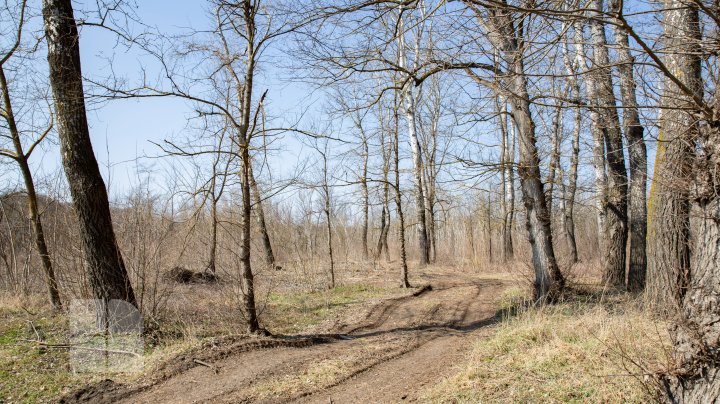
646, 0, 696, 311
397, 10, 429, 266
249, 162, 275, 268
609, 0, 647, 292
649, 2, 720, 400
360, 131, 370, 261
497, 95, 515, 263
393, 95, 410, 288
560, 30, 581, 265
586, 0, 629, 288
42, 0, 136, 308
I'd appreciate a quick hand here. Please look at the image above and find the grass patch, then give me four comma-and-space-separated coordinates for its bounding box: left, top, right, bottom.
262, 284, 397, 334
425, 289, 670, 403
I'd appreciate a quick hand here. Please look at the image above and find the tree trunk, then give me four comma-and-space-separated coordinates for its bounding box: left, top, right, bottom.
476, 1, 564, 300
660, 2, 720, 399
546, 100, 563, 225
586, 1, 629, 287
360, 134, 369, 261
646, 0, 696, 311
497, 95, 515, 263
321, 151, 335, 289
0, 65, 62, 310
609, 0, 647, 292
239, 146, 259, 333
249, 162, 275, 268
393, 97, 410, 288
397, 11, 429, 266
42, 0, 136, 308
561, 30, 581, 265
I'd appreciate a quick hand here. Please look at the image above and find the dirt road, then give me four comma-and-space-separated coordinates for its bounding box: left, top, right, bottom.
64, 274, 512, 403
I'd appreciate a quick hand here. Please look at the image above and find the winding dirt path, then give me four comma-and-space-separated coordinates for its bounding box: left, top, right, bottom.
64, 274, 512, 403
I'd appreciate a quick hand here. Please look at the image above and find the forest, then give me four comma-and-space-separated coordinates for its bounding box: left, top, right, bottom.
0, 0, 719, 402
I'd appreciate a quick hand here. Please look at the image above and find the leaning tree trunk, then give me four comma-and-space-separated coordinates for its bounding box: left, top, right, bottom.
586, 1, 629, 288
42, 0, 136, 309
609, 0, 647, 292
249, 163, 275, 268
476, 1, 564, 300
0, 65, 62, 310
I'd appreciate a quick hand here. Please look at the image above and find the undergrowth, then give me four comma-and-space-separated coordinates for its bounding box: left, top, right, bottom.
425, 287, 671, 403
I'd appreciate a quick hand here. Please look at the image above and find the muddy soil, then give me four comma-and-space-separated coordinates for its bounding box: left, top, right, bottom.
62, 270, 514, 403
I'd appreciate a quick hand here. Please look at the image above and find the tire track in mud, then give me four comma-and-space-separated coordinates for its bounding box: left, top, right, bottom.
63, 277, 513, 404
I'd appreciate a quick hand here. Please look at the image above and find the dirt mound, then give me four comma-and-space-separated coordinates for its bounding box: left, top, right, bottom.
165, 267, 218, 284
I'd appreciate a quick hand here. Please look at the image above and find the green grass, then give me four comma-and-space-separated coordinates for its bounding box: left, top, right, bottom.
263, 284, 397, 334
0, 313, 90, 403
425, 289, 670, 403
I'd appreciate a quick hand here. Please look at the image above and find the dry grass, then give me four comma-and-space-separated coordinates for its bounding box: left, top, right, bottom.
424, 287, 671, 403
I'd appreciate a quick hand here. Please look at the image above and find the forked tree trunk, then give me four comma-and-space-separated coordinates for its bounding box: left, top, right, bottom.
584, 2, 629, 287
609, 0, 647, 292
376, 129, 392, 262
42, 0, 136, 308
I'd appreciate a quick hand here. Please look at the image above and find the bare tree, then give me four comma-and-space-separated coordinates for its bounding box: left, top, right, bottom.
0, 0, 61, 310
397, 5, 430, 266
465, 0, 564, 300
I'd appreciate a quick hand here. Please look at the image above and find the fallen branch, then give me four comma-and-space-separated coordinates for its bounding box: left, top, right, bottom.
21, 339, 142, 357
193, 358, 219, 374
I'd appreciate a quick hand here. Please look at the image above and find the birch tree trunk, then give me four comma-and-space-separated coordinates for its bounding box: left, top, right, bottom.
497, 95, 515, 263
397, 10, 429, 266
42, 0, 136, 308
